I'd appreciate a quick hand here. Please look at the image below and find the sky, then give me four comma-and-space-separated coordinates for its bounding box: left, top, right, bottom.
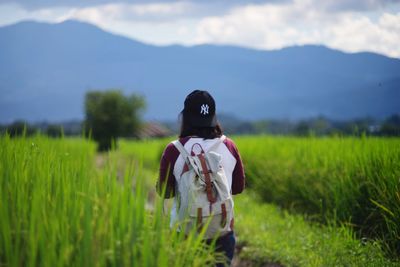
1, 0, 400, 58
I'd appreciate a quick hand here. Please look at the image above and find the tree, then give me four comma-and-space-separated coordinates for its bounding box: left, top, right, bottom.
84, 90, 145, 151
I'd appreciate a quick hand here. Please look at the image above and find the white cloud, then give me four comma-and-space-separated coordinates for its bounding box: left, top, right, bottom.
56, 2, 200, 46
194, 1, 331, 49
328, 12, 400, 57
0, 0, 276, 10
311, 0, 398, 12
0, 3, 74, 25
192, 1, 400, 57
69, 2, 193, 23
1, 0, 399, 58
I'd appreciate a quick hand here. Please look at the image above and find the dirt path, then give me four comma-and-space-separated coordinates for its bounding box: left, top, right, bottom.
232, 241, 284, 267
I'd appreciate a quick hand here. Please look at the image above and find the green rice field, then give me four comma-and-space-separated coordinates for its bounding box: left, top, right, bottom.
0, 135, 218, 267
1, 134, 399, 266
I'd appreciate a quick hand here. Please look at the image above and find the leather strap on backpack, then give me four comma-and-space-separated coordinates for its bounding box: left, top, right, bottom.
221, 203, 227, 227
198, 153, 217, 204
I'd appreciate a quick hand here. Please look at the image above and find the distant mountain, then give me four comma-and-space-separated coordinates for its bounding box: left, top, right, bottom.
1, 20, 399, 123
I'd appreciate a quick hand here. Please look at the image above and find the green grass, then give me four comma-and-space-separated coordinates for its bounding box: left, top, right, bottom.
0, 134, 218, 267
114, 137, 399, 266
1, 134, 399, 266
236, 136, 400, 256
235, 193, 398, 266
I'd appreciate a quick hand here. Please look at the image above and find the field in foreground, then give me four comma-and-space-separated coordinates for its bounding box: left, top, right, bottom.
1, 134, 399, 266
0, 135, 219, 267
235, 136, 400, 256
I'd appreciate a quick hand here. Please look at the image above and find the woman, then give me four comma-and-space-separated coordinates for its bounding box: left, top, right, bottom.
157, 90, 245, 266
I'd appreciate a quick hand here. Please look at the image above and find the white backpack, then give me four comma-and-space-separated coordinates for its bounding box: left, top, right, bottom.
172, 136, 234, 239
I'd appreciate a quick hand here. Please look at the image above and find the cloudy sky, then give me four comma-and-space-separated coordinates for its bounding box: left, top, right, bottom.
1, 0, 400, 58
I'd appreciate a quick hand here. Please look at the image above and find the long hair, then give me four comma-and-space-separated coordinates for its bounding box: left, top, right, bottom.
179, 112, 223, 139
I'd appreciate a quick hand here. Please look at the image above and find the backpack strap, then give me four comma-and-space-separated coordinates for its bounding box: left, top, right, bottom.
207, 135, 226, 152
172, 140, 190, 165
198, 153, 217, 204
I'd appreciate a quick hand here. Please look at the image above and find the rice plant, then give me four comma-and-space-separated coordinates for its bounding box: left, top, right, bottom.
2, 133, 398, 265
0, 134, 217, 267
113, 136, 400, 265
236, 135, 400, 256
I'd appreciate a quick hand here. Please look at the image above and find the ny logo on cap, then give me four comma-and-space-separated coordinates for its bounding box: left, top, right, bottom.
200, 104, 209, 115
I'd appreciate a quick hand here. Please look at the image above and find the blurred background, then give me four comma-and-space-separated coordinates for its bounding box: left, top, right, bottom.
1, 0, 400, 137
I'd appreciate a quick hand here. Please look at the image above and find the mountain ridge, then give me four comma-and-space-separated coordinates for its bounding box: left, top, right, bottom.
0, 20, 399, 123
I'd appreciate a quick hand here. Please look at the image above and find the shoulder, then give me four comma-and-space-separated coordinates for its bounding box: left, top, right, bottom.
162, 137, 191, 159
164, 142, 177, 154
222, 136, 239, 152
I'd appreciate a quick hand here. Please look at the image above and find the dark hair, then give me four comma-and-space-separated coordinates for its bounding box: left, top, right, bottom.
179, 112, 223, 139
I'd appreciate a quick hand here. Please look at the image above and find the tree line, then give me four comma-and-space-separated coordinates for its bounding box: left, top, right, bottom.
1, 89, 399, 151
1, 90, 145, 151
219, 114, 400, 137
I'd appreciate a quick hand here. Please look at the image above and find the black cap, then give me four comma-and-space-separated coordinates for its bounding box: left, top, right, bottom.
182, 90, 217, 127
